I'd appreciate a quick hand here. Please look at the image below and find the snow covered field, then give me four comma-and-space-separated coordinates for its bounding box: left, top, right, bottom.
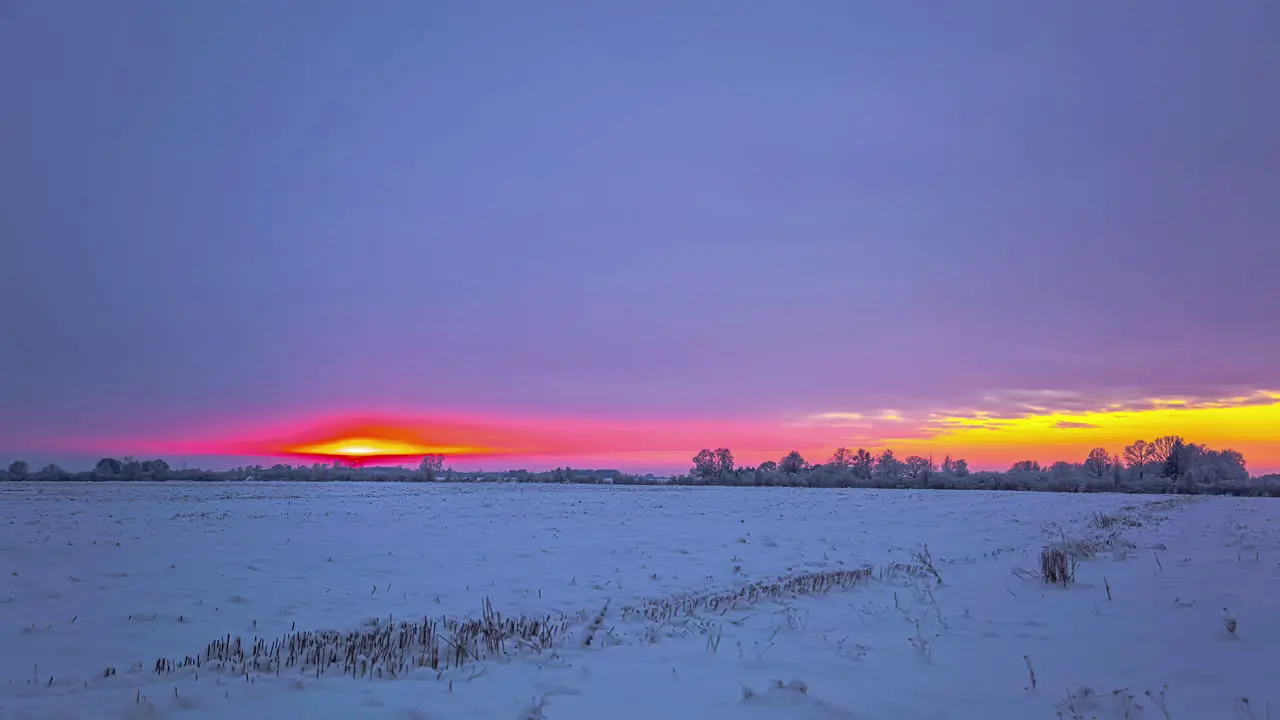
2, 482, 1276, 719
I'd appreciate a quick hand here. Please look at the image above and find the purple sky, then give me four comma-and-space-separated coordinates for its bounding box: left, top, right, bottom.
2, 1, 1278, 468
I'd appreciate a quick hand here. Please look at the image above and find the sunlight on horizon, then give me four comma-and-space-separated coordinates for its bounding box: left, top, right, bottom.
284, 436, 481, 461
212, 389, 1280, 474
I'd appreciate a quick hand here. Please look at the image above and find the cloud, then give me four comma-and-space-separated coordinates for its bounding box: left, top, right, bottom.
1054, 421, 1100, 429
808, 387, 1280, 433
807, 411, 868, 427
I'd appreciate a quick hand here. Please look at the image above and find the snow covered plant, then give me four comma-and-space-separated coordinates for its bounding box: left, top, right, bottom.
907, 620, 935, 663
1233, 696, 1272, 720
516, 694, 549, 720
911, 544, 944, 585
1223, 608, 1239, 638
1055, 686, 1152, 719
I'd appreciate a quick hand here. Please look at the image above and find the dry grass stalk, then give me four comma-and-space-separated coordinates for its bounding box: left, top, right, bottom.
1040, 546, 1075, 585
1089, 511, 1143, 531
620, 567, 874, 623
147, 597, 570, 681
582, 601, 610, 648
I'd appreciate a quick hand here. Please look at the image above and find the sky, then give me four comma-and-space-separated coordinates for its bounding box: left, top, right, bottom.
2, 1, 1278, 474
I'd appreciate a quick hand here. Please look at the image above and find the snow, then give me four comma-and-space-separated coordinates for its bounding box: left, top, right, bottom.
2, 482, 1276, 719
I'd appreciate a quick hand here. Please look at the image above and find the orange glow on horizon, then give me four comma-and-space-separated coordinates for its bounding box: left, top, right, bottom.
57, 389, 1280, 475
282, 436, 485, 465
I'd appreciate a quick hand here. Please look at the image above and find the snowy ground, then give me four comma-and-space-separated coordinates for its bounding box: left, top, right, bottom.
1, 482, 1276, 719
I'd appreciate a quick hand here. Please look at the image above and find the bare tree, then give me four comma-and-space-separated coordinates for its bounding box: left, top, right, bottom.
1122, 440, 1156, 472
1150, 436, 1183, 465
7, 460, 28, 477
1083, 448, 1114, 478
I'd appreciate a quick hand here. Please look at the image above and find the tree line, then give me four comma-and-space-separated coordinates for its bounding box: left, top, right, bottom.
0, 455, 639, 486
2, 436, 1277, 496
677, 435, 1277, 496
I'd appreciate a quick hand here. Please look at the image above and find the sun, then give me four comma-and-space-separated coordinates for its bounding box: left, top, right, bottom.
282, 436, 475, 465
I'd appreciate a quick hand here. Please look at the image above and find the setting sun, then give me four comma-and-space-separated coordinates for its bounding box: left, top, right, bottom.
282, 436, 479, 463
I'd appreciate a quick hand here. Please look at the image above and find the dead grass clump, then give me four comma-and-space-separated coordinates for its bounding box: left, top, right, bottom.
619, 567, 874, 623
149, 597, 571, 681
1062, 533, 1135, 560
880, 562, 933, 581
1040, 546, 1076, 585
144, 568, 880, 684
1088, 511, 1143, 531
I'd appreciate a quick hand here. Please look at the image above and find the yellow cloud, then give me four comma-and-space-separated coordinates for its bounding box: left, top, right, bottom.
807, 389, 1280, 472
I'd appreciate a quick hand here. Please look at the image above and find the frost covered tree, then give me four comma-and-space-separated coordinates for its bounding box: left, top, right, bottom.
1177, 446, 1247, 488
778, 451, 807, 474
873, 450, 903, 484
1161, 438, 1187, 479
1049, 461, 1077, 479
7, 460, 28, 477
713, 448, 734, 475
419, 454, 445, 481
691, 449, 716, 479
94, 458, 122, 475
851, 449, 874, 479
1010, 460, 1042, 473
828, 447, 855, 469
142, 459, 170, 479
904, 455, 934, 479
691, 448, 735, 480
